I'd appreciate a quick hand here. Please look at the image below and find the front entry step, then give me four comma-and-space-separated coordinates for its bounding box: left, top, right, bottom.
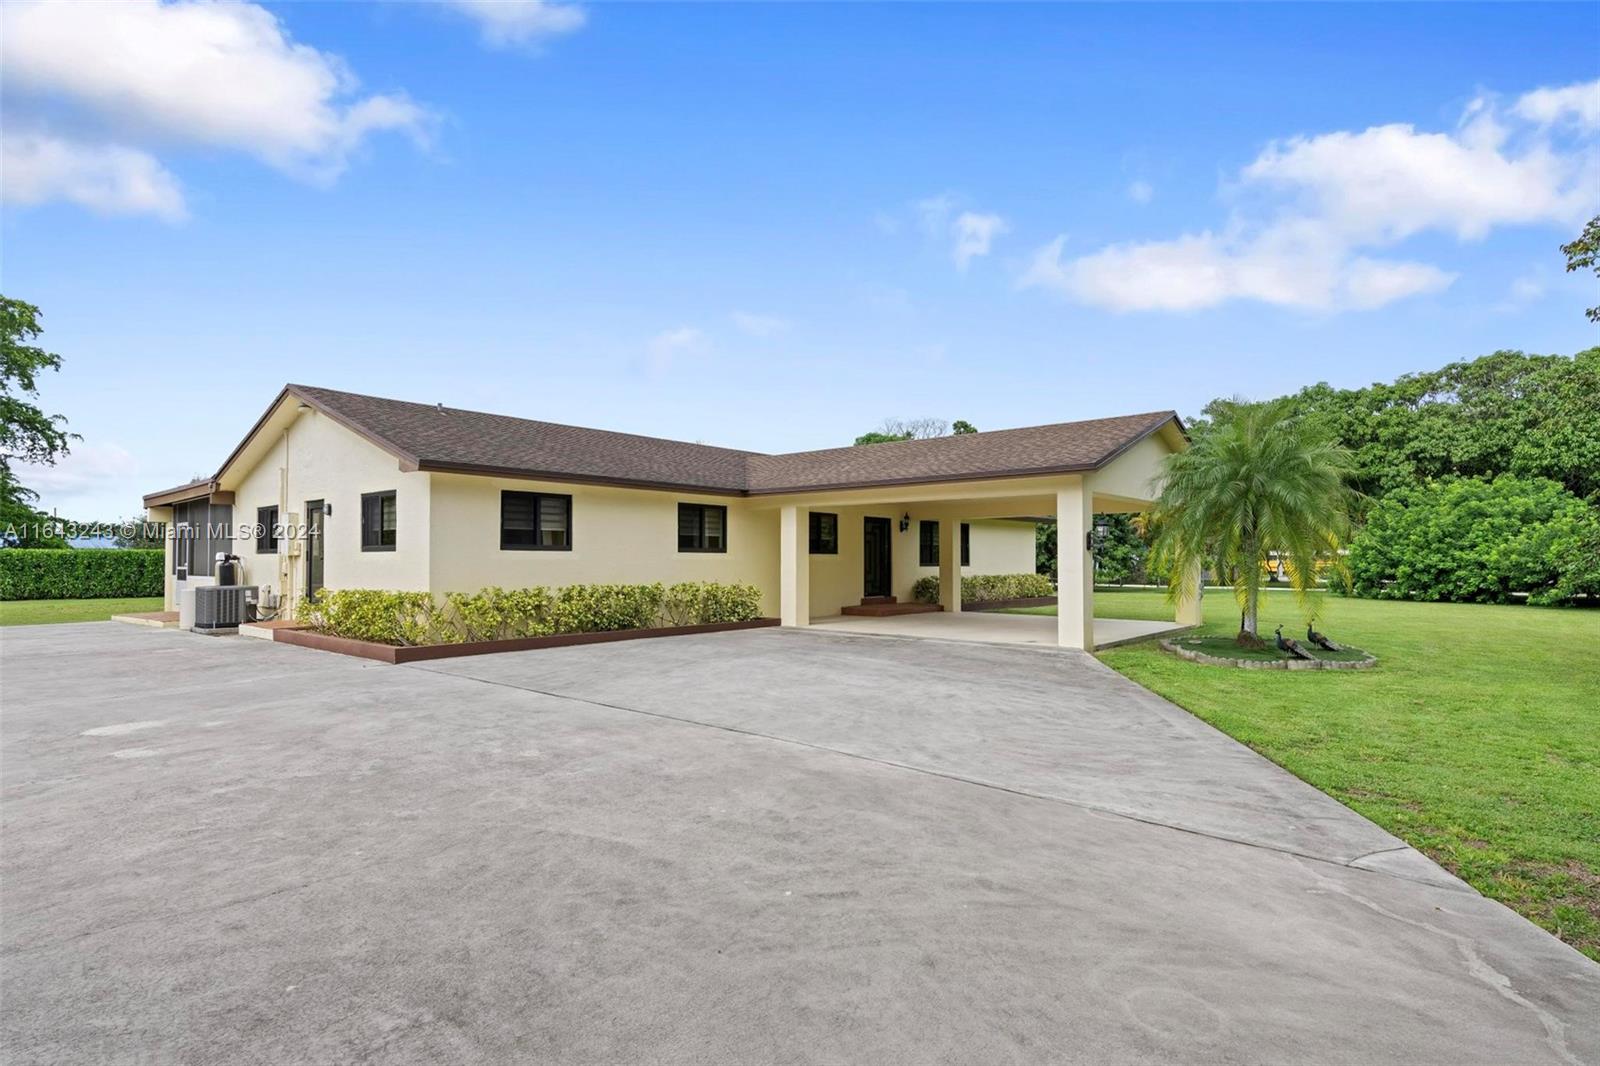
841, 601, 943, 617
860, 595, 897, 605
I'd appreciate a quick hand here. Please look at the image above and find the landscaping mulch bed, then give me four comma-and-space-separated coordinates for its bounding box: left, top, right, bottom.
964, 596, 1058, 612
1160, 635, 1377, 671
273, 617, 780, 664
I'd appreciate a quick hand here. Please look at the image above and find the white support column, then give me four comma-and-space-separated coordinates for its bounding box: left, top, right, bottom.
938, 517, 961, 613
779, 505, 810, 626
1055, 480, 1094, 650
1175, 558, 1204, 628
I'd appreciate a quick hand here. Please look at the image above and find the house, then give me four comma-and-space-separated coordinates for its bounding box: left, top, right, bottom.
143, 385, 1200, 649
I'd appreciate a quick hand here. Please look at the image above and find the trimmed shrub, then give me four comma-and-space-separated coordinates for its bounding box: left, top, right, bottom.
661, 581, 763, 625
911, 572, 1055, 605
300, 589, 443, 646
305, 581, 765, 646
0, 549, 164, 600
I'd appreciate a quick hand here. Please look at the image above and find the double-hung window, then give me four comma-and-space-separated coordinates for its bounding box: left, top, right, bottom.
678, 503, 727, 553
501, 491, 572, 550
809, 512, 838, 555
361, 491, 397, 551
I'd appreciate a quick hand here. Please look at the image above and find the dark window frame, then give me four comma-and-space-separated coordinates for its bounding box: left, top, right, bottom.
500, 490, 573, 551
256, 505, 279, 554
961, 522, 971, 567
919, 520, 938, 567
361, 490, 397, 552
677, 502, 728, 554
808, 511, 838, 555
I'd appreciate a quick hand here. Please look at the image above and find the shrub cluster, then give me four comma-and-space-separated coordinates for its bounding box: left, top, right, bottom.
0, 549, 165, 600
911, 572, 1055, 605
302, 581, 765, 646
1347, 475, 1600, 605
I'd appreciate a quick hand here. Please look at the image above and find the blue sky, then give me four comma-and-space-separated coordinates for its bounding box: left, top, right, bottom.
3, 1, 1597, 518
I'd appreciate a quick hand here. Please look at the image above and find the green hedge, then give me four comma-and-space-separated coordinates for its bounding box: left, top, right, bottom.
302, 581, 765, 646
1347, 475, 1600, 605
0, 549, 165, 600
911, 572, 1055, 605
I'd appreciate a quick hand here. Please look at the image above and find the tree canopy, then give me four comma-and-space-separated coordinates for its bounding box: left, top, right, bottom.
1, 296, 76, 547
1192, 349, 1600, 504
1561, 215, 1600, 323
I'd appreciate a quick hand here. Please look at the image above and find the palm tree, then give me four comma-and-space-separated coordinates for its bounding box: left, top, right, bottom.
1149, 400, 1355, 646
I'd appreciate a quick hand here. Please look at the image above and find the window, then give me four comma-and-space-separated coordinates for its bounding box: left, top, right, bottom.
961, 522, 971, 567
919, 520, 938, 567
809, 512, 838, 554
678, 502, 727, 553
501, 491, 571, 550
256, 506, 279, 553
361, 491, 397, 551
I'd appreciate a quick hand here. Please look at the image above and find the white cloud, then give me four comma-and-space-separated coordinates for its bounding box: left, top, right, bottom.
1240, 114, 1588, 242
1023, 225, 1454, 313
951, 212, 1008, 269
441, 0, 586, 48
914, 194, 1007, 268
1, 132, 186, 220
730, 312, 790, 337
1127, 180, 1153, 204
1514, 77, 1600, 131
1022, 80, 1599, 313
646, 326, 707, 373
0, 0, 433, 216
15, 443, 139, 509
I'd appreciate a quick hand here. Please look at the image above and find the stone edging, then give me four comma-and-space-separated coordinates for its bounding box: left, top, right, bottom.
1159, 639, 1378, 671
272, 617, 781, 664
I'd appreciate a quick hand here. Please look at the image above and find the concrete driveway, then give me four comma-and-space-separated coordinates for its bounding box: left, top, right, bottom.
2, 623, 1596, 1065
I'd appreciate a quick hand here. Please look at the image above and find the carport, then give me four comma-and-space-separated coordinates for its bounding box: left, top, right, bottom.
756, 414, 1204, 650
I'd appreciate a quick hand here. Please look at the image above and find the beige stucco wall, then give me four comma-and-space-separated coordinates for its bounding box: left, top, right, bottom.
426, 473, 782, 616
223, 408, 431, 610
803, 509, 1037, 618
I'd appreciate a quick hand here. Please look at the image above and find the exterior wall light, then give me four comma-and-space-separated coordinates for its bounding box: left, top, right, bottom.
899, 513, 911, 533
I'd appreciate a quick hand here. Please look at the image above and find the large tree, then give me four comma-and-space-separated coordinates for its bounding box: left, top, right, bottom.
1149, 399, 1355, 645
852, 416, 974, 446
1195, 349, 1600, 504
1, 297, 75, 547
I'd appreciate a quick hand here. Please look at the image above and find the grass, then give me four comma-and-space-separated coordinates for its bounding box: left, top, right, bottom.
0, 597, 165, 627
1008, 588, 1600, 961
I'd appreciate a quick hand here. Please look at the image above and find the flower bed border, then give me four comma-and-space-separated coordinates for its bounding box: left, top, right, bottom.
1159, 638, 1377, 671
273, 617, 780, 664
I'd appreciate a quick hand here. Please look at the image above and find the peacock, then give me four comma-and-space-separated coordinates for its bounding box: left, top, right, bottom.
1274, 625, 1315, 660
1306, 617, 1343, 652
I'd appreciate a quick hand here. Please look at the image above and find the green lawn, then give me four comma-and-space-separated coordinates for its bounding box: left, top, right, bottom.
0, 597, 165, 627
1010, 588, 1600, 961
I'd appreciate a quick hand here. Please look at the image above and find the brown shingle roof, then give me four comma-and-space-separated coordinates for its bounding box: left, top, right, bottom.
744, 412, 1178, 493
151, 384, 1181, 503
293, 385, 759, 493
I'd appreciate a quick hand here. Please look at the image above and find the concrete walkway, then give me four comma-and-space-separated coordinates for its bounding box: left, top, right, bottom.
810, 608, 1188, 649
3, 622, 1596, 1065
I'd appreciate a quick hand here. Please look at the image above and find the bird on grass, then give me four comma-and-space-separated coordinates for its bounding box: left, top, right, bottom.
1306, 618, 1343, 652
1274, 625, 1316, 660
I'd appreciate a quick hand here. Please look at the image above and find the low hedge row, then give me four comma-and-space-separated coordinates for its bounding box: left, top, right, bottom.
0, 549, 165, 600
911, 572, 1055, 605
301, 581, 765, 646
